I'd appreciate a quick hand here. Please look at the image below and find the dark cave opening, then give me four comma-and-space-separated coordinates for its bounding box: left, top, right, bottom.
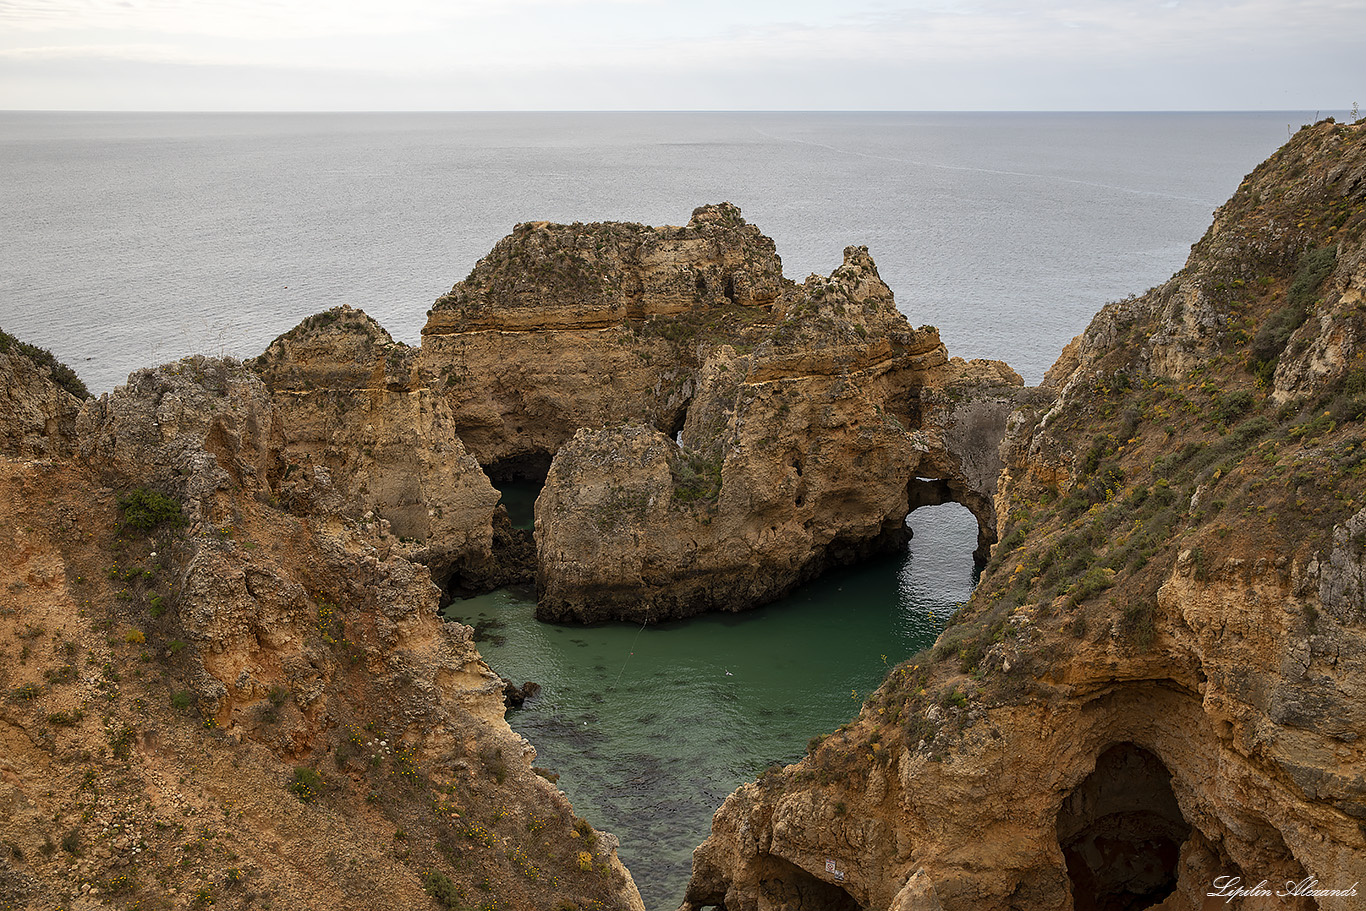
432, 451, 549, 605
755, 856, 861, 911
666, 404, 689, 444
1057, 743, 1191, 911
485, 451, 553, 530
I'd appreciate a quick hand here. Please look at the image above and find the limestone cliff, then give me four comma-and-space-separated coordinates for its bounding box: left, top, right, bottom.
2, 350, 644, 910
684, 119, 1366, 911
420, 202, 788, 469
249, 307, 504, 590
534, 245, 1021, 622
0, 329, 87, 459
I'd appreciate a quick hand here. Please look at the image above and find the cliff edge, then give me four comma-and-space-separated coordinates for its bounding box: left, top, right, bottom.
1, 347, 644, 910
683, 119, 1366, 911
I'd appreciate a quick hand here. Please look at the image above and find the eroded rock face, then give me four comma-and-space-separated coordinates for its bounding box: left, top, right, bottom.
534, 244, 1022, 622
76, 356, 280, 526
47, 352, 645, 911
683, 121, 1366, 911
0, 347, 82, 459
420, 202, 790, 466
250, 306, 502, 587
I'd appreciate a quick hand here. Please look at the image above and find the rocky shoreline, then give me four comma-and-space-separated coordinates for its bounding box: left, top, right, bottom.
2, 120, 1364, 910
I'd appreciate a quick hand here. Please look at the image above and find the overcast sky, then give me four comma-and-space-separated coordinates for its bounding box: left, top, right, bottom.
0, 0, 1360, 111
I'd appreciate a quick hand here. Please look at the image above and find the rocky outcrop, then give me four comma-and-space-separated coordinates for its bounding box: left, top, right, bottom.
413, 205, 1026, 621
683, 120, 1366, 911
7, 346, 645, 910
420, 202, 789, 468
76, 356, 280, 525
533, 244, 1022, 622
0, 337, 84, 459
250, 307, 502, 588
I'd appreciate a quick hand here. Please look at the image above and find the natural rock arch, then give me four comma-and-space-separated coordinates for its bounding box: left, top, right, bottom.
244, 208, 1024, 623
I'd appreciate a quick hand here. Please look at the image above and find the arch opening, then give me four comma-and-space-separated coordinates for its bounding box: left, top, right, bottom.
904, 474, 995, 568
1057, 743, 1190, 911
900, 501, 982, 611
484, 451, 553, 530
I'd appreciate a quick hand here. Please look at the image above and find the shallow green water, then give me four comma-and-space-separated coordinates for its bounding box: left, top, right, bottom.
442, 503, 978, 910
496, 480, 539, 530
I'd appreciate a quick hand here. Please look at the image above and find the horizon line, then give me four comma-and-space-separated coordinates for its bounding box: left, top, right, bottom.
0, 107, 1343, 116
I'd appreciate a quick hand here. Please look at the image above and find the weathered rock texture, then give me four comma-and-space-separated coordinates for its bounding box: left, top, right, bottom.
249, 307, 503, 589
0, 338, 83, 459
421, 202, 788, 469
684, 119, 1366, 910
533, 245, 1021, 621
2, 349, 643, 911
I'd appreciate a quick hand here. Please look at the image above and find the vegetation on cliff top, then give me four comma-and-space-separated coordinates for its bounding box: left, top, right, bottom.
965, 120, 1364, 677
0, 326, 90, 400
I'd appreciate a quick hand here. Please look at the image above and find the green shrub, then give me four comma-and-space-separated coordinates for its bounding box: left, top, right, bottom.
117, 488, 186, 532
289, 766, 324, 803
1068, 568, 1114, 607
422, 870, 464, 909
1212, 390, 1257, 425
1121, 600, 1157, 648
1249, 245, 1337, 382
670, 448, 723, 505
10, 683, 42, 702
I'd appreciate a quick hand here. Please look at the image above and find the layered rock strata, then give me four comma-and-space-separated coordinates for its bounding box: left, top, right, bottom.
533, 246, 1021, 621
683, 119, 1366, 911
420, 202, 787, 469
249, 307, 504, 589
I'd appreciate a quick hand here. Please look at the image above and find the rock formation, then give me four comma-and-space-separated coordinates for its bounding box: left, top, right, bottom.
419, 202, 787, 471
533, 245, 1020, 621
2, 345, 644, 910
0, 329, 86, 459
248, 308, 505, 591
415, 203, 1021, 622
683, 119, 1366, 911
11, 119, 1365, 911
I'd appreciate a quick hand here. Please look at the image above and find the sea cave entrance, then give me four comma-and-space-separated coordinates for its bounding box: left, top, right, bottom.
435, 451, 549, 605
485, 450, 553, 530
1056, 743, 1191, 911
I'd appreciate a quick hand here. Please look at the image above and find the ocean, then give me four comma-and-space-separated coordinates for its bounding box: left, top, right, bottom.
0, 110, 1315, 909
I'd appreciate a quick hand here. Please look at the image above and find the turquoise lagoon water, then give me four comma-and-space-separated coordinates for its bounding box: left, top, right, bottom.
443, 503, 979, 910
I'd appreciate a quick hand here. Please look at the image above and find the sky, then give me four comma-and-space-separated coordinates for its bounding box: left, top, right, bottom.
0, 0, 1360, 111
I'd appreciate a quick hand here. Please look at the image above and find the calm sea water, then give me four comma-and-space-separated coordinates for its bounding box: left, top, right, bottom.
444, 503, 979, 910
1, 111, 1307, 391
0, 111, 1313, 909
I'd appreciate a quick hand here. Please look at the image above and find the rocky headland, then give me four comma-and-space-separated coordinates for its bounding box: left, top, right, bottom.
1, 119, 1363, 911
682, 119, 1366, 910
